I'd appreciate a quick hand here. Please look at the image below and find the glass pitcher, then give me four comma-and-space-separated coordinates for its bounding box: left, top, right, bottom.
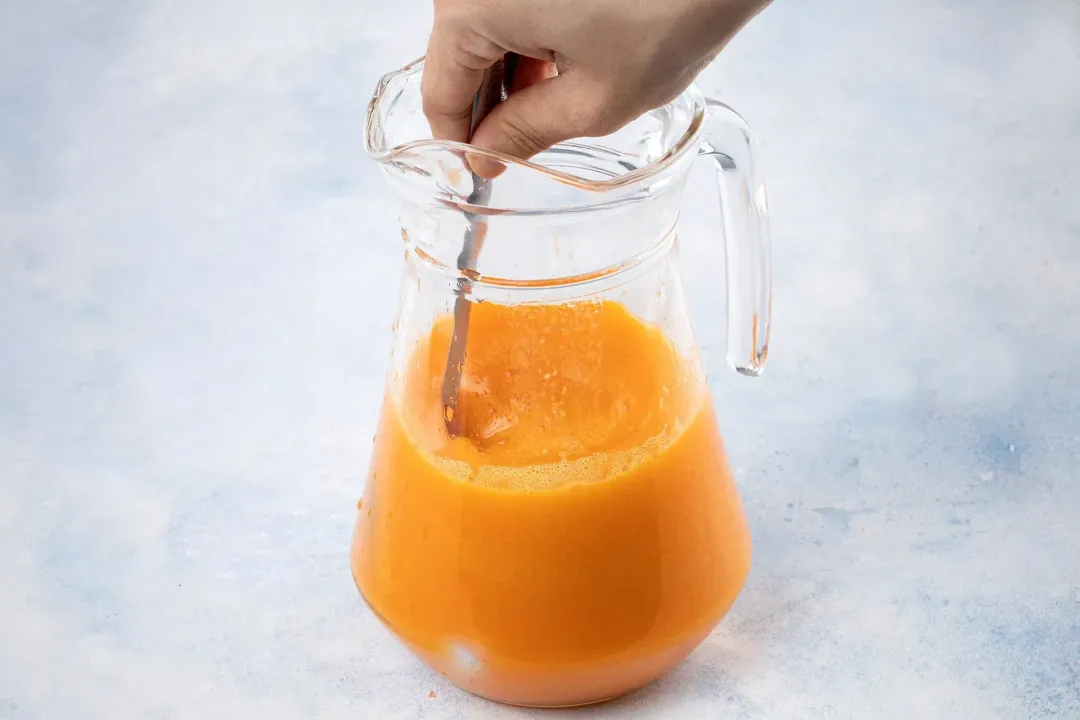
351, 57, 771, 708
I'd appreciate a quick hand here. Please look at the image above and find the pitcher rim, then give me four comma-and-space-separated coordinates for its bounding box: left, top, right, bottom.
364, 56, 708, 197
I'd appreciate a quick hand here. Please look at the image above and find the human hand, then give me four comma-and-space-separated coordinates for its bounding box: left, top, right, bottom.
422, 0, 770, 164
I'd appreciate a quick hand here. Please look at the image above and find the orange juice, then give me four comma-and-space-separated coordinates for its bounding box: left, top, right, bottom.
351, 300, 750, 707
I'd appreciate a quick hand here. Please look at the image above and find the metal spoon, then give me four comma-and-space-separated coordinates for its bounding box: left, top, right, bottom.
441, 54, 518, 438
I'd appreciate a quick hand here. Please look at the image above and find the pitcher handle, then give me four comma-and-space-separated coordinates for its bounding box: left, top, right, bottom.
698, 98, 772, 376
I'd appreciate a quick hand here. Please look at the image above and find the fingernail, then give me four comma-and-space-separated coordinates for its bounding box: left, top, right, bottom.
466, 151, 507, 180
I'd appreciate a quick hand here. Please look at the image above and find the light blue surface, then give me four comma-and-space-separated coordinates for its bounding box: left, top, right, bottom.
1, 0, 1078, 718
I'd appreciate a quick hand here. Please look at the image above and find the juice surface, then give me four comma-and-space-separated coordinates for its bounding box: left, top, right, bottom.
352, 300, 750, 707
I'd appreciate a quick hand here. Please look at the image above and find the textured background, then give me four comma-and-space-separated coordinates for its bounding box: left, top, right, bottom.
1, 0, 1078, 718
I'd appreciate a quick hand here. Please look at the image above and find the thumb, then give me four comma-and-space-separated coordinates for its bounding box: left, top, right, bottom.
468, 72, 614, 177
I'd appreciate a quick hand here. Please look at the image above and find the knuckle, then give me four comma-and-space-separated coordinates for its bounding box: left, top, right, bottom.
456, 33, 502, 68
437, 7, 499, 68
583, 110, 623, 139
422, 91, 472, 125
576, 92, 628, 138
500, 112, 550, 156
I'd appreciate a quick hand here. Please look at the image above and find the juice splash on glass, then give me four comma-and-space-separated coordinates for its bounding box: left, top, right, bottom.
351, 300, 751, 707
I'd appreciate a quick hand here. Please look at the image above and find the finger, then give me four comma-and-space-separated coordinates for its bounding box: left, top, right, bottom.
468, 73, 618, 176
421, 24, 503, 143
508, 56, 558, 94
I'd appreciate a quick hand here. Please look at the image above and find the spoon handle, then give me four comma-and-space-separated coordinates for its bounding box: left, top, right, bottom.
441, 54, 518, 438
